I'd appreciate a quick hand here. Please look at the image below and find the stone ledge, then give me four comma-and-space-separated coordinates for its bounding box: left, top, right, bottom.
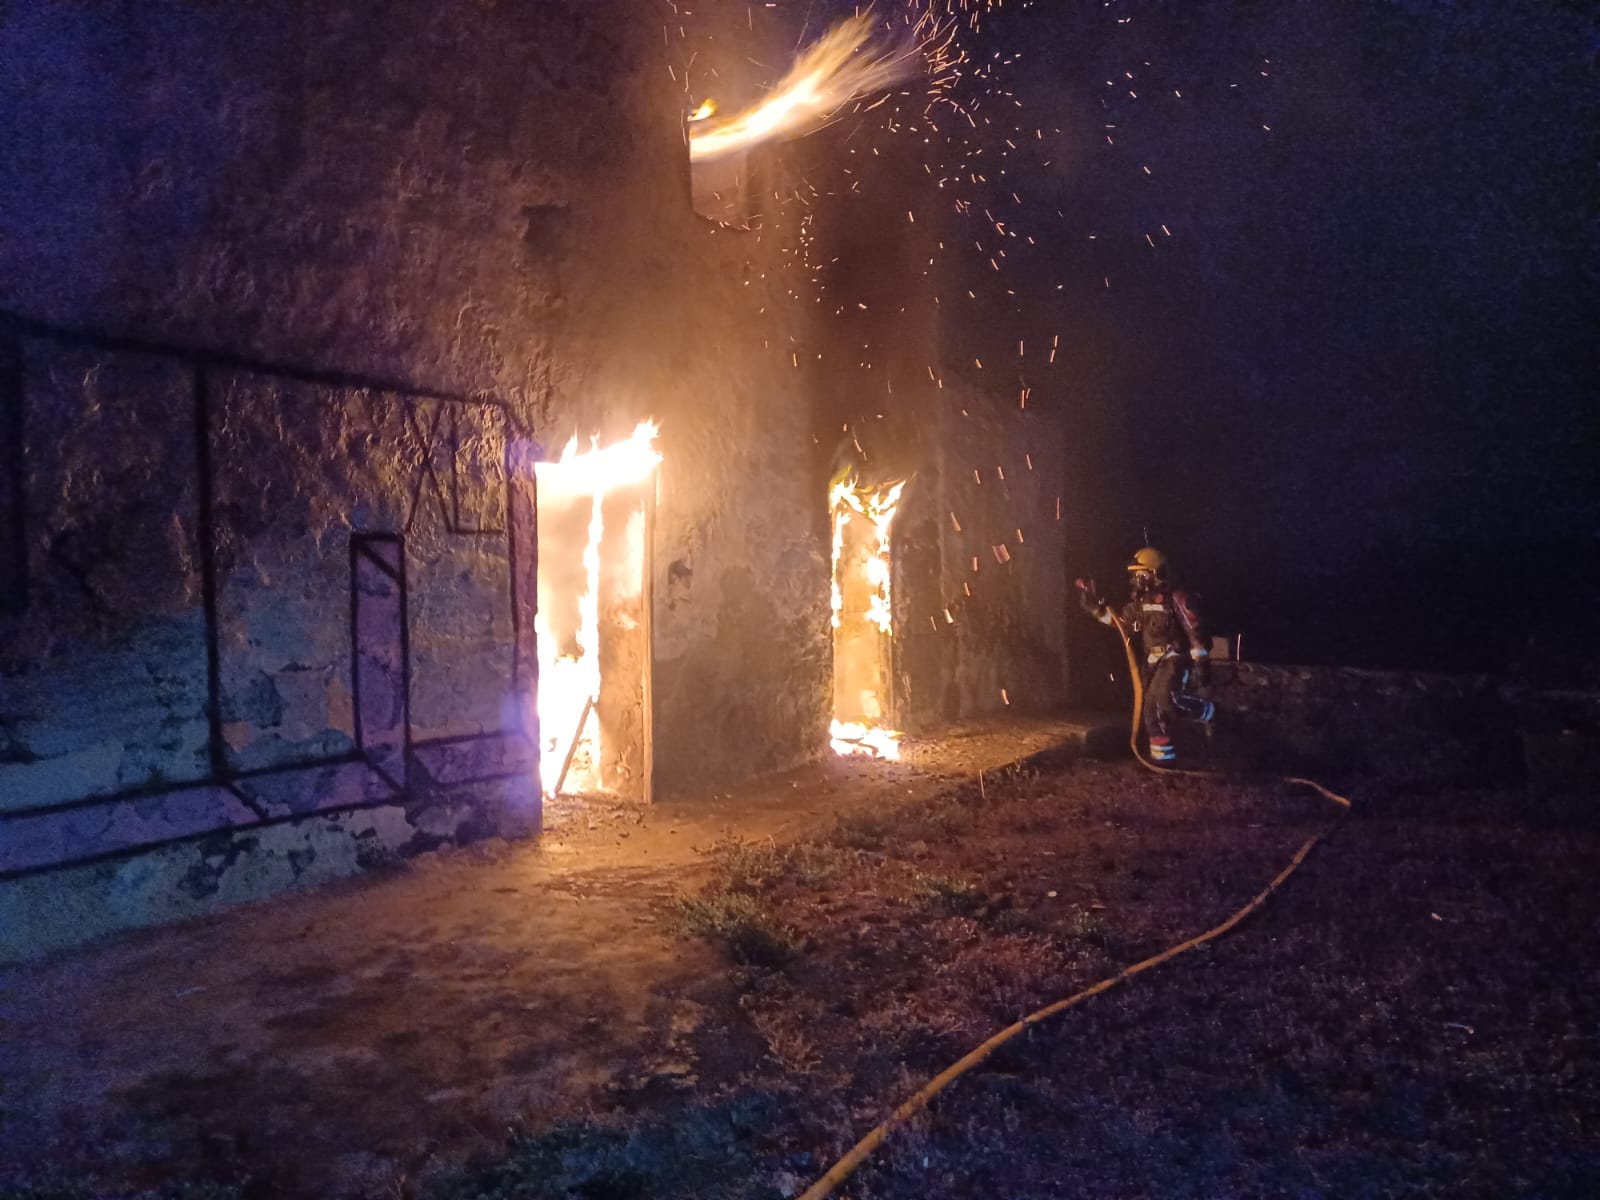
0, 805, 418, 964
410, 731, 536, 787
0, 783, 257, 877
0, 759, 404, 878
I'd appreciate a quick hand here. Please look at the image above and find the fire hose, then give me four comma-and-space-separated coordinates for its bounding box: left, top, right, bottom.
797, 616, 1351, 1200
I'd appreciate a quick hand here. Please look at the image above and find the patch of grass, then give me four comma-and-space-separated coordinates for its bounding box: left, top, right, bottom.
712, 837, 852, 893
0, 1179, 98, 1200
1064, 908, 1111, 947
911, 870, 983, 914
782, 842, 856, 887
671, 892, 799, 966
743, 1002, 823, 1073
899, 800, 978, 842
0, 1174, 254, 1200
424, 1108, 780, 1200
830, 809, 895, 851
834, 794, 978, 853
989, 790, 1067, 834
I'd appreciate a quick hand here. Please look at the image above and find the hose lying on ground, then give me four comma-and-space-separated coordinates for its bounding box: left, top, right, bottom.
796, 618, 1351, 1200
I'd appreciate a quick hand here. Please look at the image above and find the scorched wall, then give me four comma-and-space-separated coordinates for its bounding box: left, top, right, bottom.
806, 128, 1070, 731
0, 0, 831, 958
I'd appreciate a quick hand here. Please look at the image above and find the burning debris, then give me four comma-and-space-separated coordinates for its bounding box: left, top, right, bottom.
687, 13, 927, 162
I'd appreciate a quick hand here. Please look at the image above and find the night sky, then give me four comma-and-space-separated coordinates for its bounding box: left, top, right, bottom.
884, 1, 1597, 675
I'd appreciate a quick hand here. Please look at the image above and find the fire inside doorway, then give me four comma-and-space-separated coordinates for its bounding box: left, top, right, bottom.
533, 423, 659, 804
830, 476, 906, 760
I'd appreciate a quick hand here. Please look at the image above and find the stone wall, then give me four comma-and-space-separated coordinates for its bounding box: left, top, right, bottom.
804, 120, 1071, 734
1199, 662, 1519, 782
0, 330, 547, 957
0, 0, 836, 957
891, 390, 1068, 729
0, 0, 1081, 958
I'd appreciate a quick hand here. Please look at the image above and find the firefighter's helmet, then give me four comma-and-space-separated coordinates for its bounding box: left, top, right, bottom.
1126, 546, 1170, 587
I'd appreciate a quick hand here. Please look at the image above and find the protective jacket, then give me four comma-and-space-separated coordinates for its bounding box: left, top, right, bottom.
1087, 589, 1208, 670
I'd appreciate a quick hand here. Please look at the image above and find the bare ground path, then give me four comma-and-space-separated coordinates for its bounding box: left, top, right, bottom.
0, 716, 1109, 1197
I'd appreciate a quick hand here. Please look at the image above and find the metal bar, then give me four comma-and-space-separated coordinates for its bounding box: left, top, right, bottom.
552, 694, 596, 798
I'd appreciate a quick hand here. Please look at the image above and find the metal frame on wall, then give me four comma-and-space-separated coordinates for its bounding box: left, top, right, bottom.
0, 311, 540, 879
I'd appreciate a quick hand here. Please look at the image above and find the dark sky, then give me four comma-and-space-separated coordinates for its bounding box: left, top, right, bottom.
931, 0, 1597, 672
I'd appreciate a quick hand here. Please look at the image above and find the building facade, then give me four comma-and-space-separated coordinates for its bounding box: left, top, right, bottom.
0, 0, 1065, 959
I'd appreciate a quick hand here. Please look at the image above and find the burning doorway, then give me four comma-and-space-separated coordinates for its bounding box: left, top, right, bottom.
830, 476, 906, 760
533, 423, 659, 803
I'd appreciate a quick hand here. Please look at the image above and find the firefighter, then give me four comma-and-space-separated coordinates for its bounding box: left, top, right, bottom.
1076, 547, 1214, 765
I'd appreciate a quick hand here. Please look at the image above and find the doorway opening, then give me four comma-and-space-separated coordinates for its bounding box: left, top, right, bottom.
829, 476, 906, 759
533, 423, 659, 803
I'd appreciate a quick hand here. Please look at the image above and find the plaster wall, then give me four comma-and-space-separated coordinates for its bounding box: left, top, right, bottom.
805, 128, 1070, 733
920, 391, 1068, 724
0, 0, 831, 941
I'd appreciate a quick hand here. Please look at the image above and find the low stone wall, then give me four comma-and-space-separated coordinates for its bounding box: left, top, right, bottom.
0, 764, 538, 964
1512, 688, 1600, 794
1200, 662, 1521, 782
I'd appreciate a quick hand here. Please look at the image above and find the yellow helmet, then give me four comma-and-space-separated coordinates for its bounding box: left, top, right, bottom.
1126, 546, 1170, 587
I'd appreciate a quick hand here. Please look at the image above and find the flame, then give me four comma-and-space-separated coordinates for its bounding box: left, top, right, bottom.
830, 719, 902, 761
688, 14, 923, 163
830, 476, 906, 761
688, 98, 717, 123
831, 477, 905, 634
533, 421, 661, 797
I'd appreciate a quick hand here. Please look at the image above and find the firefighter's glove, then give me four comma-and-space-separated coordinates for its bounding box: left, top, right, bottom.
1075, 578, 1101, 612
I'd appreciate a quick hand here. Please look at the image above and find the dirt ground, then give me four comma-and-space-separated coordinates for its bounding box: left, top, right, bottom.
3, 715, 1597, 1200
0, 717, 1107, 1199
